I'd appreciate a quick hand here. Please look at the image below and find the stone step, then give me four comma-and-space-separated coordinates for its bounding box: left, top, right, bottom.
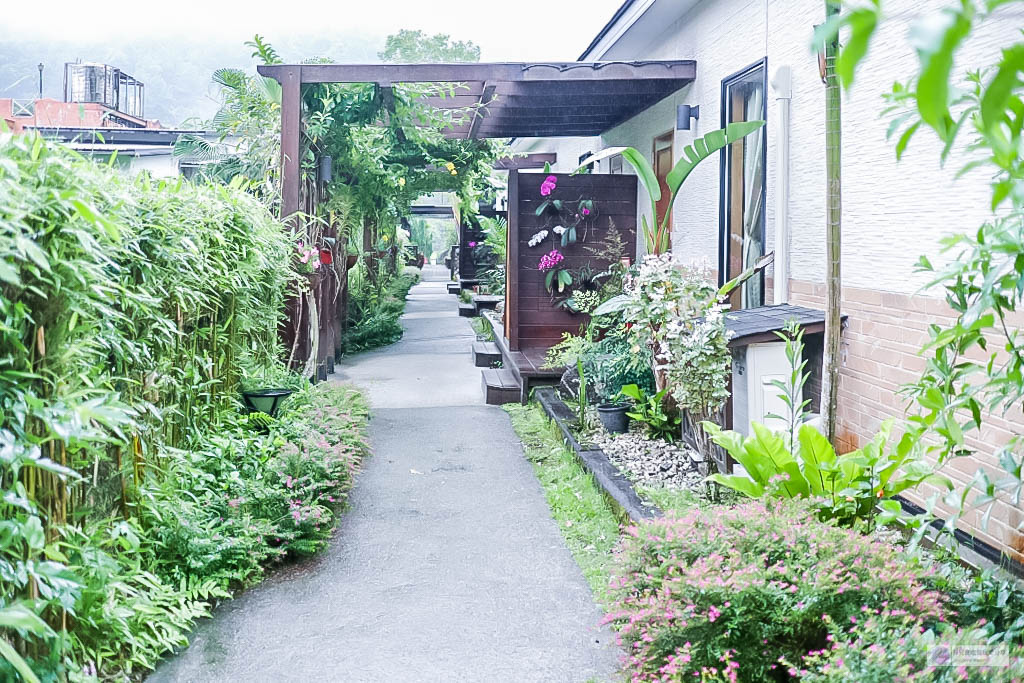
481, 368, 520, 405
446, 282, 461, 295
458, 303, 476, 318
472, 341, 501, 367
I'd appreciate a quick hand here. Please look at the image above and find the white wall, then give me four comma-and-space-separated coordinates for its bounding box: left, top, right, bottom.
513, 0, 1018, 295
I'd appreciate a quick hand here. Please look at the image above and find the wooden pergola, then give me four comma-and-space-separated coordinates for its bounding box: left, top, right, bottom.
257, 60, 697, 219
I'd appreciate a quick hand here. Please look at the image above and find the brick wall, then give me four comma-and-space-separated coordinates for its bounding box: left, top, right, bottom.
791, 279, 1024, 563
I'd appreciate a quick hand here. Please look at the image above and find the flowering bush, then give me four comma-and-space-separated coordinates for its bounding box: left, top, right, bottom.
606, 500, 946, 682
798, 616, 1024, 682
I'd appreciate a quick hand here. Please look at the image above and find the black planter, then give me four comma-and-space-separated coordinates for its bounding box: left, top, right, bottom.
240, 389, 294, 417
597, 402, 631, 434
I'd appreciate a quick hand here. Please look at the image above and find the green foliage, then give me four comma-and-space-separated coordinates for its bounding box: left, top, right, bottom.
578, 122, 764, 254
586, 337, 656, 402
620, 385, 681, 442
703, 321, 945, 529
0, 133, 370, 680
820, 0, 1024, 549
606, 500, 947, 682
704, 418, 944, 530
378, 29, 481, 63
343, 268, 419, 353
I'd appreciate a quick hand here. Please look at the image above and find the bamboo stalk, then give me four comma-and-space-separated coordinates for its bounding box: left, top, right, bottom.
821, 0, 843, 447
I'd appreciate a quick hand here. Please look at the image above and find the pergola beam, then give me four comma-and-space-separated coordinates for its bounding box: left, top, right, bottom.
467, 82, 496, 139
259, 61, 696, 85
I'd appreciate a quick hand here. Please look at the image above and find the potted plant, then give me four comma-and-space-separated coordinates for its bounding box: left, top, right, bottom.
590, 353, 633, 434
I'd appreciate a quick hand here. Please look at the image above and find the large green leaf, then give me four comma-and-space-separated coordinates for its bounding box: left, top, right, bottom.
665, 121, 765, 195
708, 473, 765, 498
911, 5, 973, 140
798, 423, 837, 496
0, 639, 39, 683
592, 293, 629, 317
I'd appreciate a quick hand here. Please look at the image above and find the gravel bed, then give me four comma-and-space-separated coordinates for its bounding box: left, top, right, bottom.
588, 422, 704, 491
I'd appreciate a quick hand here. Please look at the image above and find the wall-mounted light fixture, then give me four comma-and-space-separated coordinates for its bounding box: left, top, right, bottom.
676, 104, 700, 130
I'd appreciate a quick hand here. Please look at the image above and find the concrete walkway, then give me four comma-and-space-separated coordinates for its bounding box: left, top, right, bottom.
150, 265, 619, 682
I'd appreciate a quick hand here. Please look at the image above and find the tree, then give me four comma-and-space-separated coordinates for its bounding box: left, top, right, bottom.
378, 29, 481, 63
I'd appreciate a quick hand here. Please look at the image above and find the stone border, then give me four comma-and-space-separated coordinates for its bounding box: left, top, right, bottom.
534, 387, 661, 522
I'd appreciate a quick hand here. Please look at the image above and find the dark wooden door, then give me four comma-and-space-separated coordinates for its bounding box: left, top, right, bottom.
653, 133, 673, 247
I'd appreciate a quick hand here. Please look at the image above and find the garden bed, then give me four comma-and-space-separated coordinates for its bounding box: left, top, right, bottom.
535, 387, 660, 522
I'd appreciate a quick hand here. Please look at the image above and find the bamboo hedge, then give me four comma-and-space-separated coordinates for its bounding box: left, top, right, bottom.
0, 133, 360, 680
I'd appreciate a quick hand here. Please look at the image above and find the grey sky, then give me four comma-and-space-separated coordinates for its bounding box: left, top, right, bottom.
0, 0, 625, 61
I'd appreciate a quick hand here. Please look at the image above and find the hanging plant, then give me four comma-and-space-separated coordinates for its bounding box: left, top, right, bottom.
539, 249, 572, 293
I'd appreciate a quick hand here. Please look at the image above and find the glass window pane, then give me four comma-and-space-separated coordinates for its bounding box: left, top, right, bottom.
721, 62, 766, 310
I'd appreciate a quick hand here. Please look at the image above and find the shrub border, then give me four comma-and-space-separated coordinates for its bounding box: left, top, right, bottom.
534, 386, 660, 522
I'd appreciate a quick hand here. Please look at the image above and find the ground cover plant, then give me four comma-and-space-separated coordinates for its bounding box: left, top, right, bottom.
0, 133, 369, 681
342, 264, 419, 353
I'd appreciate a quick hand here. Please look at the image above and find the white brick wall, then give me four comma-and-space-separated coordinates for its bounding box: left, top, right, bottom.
512, 0, 1019, 295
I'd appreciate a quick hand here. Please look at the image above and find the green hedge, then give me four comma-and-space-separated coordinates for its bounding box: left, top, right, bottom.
0, 133, 367, 681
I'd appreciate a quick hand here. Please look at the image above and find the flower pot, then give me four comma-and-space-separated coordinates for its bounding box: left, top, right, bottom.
319, 248, 333, 265
597, 402, 631, 434
346, 254, 359, 269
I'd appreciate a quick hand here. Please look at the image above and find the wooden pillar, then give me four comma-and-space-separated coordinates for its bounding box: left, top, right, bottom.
507, 169, 520, 351
280, 66, 302, 222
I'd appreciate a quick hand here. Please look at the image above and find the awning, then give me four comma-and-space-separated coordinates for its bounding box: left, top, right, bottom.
258, 61, 696, 140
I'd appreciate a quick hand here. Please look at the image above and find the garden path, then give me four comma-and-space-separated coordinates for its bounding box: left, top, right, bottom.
149, 265, 619, 682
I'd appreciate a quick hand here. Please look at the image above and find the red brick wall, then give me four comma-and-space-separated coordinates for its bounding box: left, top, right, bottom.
790, 279, 1024, 563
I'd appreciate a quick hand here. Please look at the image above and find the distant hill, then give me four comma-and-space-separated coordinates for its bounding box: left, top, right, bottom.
0, 33, 382, 127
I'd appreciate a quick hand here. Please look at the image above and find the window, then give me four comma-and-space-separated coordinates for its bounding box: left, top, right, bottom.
719, 59, 767, 310
608, 154, 623, 174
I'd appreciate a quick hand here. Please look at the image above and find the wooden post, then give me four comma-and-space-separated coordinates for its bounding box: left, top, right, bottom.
821, 0, 842, 446
280, 66, 302, 222
507, 169, 520, 351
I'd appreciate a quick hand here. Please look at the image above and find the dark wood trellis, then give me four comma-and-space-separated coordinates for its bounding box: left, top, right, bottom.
505, 170, 638, 351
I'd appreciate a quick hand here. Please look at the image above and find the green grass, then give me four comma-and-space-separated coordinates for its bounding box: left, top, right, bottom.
504, 403, 622, 602
469, 315, 493, 340
636, 485, 700, 515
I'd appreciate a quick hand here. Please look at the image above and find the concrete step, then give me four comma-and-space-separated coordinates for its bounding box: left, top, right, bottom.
481, 368, 520, 405
446, 283, 461, 295
472, 341, 501, 367
458, 303, 476, 318
472, 295, 502, 311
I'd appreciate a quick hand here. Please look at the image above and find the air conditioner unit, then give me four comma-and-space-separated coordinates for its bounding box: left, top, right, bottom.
731, 341, 818, 436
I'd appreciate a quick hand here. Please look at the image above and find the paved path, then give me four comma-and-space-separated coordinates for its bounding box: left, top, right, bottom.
150, 265, 619, 682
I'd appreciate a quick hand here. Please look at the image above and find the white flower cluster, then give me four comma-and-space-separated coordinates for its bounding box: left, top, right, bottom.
528, 229, 549, 247
552, 225, 567, 235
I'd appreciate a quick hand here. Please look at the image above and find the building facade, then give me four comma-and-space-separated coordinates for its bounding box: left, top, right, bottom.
514, 0, 1022, 563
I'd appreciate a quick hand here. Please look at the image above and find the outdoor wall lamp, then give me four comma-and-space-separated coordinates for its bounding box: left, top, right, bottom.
676, 104, 700, 130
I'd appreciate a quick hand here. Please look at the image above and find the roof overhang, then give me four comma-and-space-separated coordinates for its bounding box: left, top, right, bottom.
258, 61, 696, 140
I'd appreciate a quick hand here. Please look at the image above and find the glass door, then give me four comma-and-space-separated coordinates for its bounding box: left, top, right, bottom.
720, 60, 767, 310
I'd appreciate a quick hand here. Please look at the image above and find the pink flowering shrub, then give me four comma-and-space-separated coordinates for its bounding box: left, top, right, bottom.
605, 500, 947, 682
797, 616, 1024, 682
